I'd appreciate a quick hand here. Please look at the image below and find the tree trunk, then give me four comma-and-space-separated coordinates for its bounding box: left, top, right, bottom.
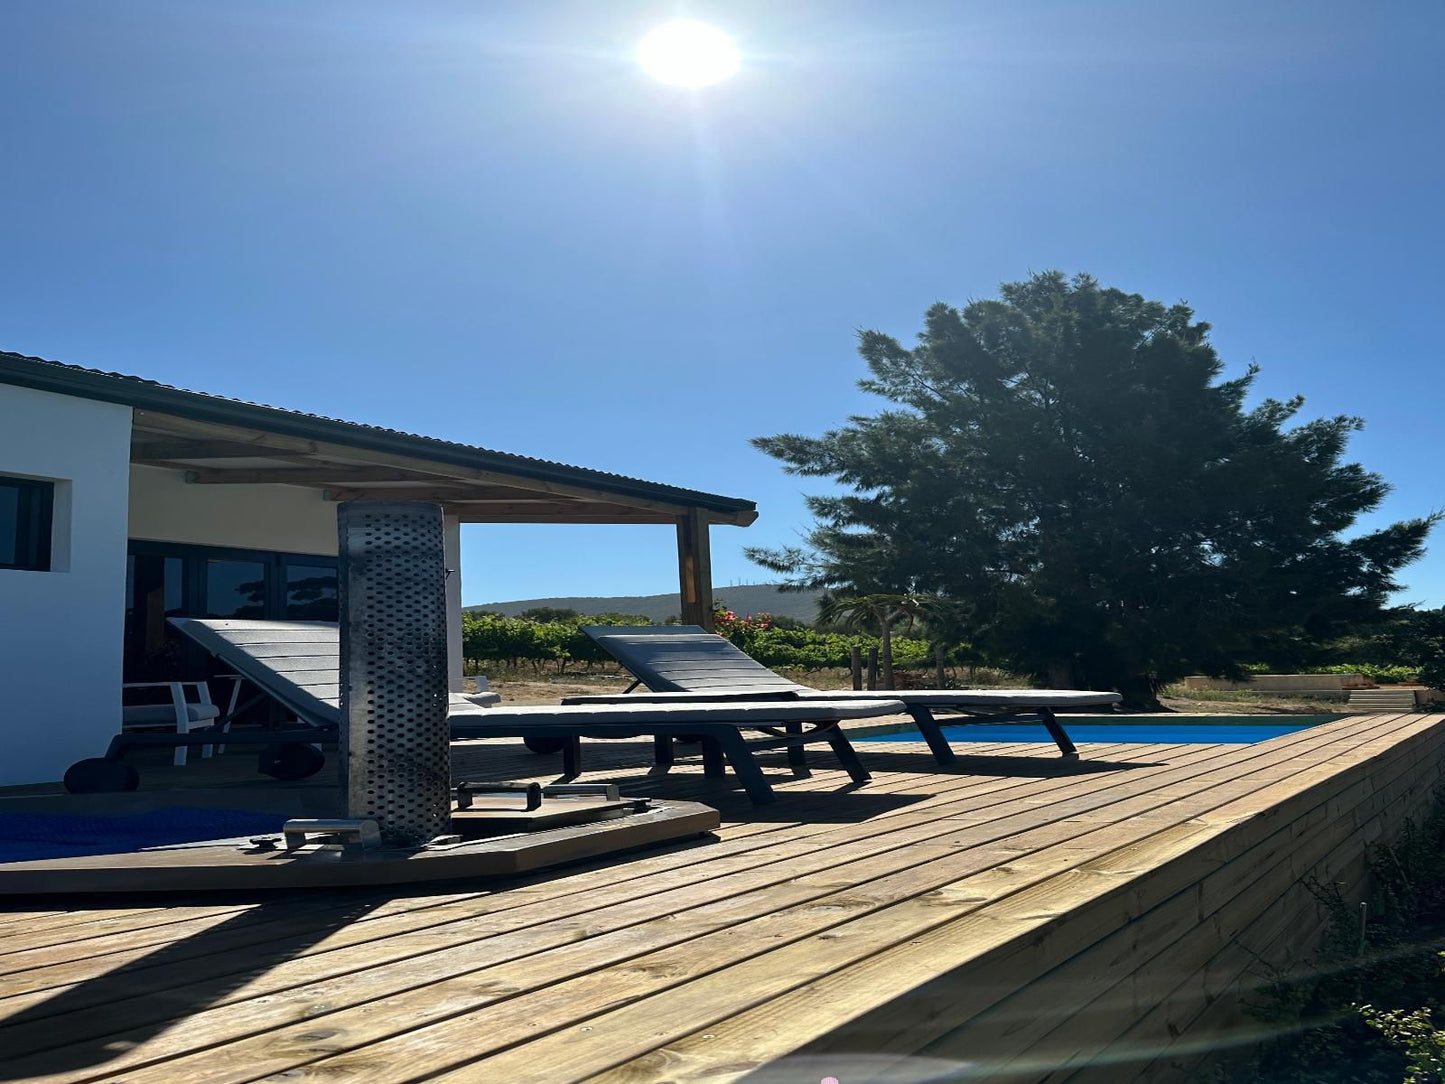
1117, 674, 1163, 711
881, 620, 895, 690
1045, 662, 1075, 689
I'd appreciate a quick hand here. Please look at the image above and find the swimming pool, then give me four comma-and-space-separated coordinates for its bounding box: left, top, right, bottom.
855, 715, 1345, 745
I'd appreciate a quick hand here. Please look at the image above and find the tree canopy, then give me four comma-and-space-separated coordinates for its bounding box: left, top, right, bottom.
517, 606, 581, 623
749, 272, 1434, 705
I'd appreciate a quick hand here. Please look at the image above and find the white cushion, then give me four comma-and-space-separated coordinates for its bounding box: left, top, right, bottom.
456, 691, 501, 708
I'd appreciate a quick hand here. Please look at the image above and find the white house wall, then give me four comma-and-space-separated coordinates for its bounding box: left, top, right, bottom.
128, 465, 339, 555
0, 386, 132, 786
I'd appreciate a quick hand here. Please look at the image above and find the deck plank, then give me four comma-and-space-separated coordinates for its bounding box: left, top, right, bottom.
0, 744, 1191, 1066
108, 719, 1394, 1084
0, 741, 1103, 984
453, 715, 1425, 1084
0, 715, 1437, 1084
0, 739, 1141, 979
0, 742, 1152, 1030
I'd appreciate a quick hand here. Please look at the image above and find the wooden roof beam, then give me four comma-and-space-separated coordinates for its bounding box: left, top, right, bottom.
324, 487, 579, 503
185, 467, 465, 486
446, 504, 678, 524
131, 438, 321, 462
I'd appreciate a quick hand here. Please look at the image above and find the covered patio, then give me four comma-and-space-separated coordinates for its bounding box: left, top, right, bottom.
123, 393, 756, 634
0, 351, 757, 786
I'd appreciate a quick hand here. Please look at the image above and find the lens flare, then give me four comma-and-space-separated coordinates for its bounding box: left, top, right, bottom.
637, 21, 741, 87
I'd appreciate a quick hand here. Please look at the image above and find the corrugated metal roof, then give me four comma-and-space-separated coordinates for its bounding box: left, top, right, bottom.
0, 350, 755, 516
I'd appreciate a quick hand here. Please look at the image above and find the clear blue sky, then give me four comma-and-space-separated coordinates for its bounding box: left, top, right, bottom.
3, 1, 1441, 606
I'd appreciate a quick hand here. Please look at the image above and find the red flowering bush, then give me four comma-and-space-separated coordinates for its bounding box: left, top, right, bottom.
713, 604, 773, 637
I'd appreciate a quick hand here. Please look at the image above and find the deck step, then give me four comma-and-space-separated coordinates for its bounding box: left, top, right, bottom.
1347, 689, 1418, 711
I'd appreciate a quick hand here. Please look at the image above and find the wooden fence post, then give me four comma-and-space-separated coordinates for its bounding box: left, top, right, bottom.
850, 646, 863, 691
867, 647, 879, 691
935, 644, 946, 688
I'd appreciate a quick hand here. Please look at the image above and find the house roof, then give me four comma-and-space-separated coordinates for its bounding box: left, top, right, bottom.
0, 350, 756, 521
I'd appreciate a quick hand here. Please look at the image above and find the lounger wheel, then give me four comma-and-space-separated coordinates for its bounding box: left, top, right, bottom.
523, 736, 569, 755
63, 758, 141, 794
258, 742, 325, 781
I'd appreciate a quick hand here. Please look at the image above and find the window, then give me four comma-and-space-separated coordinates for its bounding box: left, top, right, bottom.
204, 559, 268, 618
123, 541, 338, 682
0, 476, 54, 571
125, 554, 187, 680
285, 562, 340, 620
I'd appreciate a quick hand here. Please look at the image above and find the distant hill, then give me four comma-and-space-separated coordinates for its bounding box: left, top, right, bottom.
468, 583, 823, 625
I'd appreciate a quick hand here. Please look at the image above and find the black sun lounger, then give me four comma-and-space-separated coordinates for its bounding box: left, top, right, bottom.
155, 619, 906, 803
570, 625, 1123, 764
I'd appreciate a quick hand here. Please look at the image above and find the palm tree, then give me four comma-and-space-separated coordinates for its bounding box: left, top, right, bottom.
817, 593, 958, 689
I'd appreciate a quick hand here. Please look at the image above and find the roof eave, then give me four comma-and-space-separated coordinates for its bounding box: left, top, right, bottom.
0, 353, 757, 523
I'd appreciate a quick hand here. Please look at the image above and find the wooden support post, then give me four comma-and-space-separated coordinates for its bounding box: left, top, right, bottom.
935, 643, 947, 688
866, 647, 879, 691
850, 646, 863, 691
676, 507, 715, 631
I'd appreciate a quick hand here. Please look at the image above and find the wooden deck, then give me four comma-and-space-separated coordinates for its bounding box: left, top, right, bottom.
0, 712, 1441, 1082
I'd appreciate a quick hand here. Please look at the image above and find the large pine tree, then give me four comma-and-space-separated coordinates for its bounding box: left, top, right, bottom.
750, 272, 1434, 705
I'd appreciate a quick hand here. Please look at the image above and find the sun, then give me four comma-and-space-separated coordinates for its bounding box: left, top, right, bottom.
637, 21, 740, 87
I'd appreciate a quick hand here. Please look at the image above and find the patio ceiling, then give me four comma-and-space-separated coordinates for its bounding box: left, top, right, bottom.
129, 407, 750, 525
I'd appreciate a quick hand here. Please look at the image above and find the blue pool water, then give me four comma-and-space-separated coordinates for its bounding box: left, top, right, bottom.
0, 807, 288, 863
858, 716, 1342, 745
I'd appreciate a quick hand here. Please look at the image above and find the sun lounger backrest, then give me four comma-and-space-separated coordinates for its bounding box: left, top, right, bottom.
171, 618, 485, 726
169, 618, 343, 727
581, 625, 807, 693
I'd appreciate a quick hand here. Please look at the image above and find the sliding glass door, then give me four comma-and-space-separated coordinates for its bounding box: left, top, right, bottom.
123, 542, 338, 682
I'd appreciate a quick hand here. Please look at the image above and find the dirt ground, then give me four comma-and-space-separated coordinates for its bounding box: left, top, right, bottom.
1155, 693, 1347, 715
466, 675, 634, 706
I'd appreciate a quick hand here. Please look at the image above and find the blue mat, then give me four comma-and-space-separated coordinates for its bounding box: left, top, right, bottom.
0, 807, 289, 862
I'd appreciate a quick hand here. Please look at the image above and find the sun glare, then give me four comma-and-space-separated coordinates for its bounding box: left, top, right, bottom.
637, 20, 740, 87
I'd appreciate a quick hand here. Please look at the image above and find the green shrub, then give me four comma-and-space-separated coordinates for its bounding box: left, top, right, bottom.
462, 609, 940, 676
461, 612, 616, 673
1314, 664, 1423, 685
1232, 792, 1445, 1083
721, 624, 933, 672
1358, 997, 1445, 1084
1239, 663, 1423, 685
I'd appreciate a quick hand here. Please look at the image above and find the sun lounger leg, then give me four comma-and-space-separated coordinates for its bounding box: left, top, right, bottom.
908, 706, 957, 765
699, 735, 727, 778
823, 724, 872, 784
785, 721, 807, 771
562, 736, 583, 778
1040, 708, 1080, 760
652, 734, 675, 770
712, 729, 776, 804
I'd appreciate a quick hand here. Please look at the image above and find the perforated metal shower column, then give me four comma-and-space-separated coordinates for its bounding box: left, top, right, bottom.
337, 501, 452, 846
